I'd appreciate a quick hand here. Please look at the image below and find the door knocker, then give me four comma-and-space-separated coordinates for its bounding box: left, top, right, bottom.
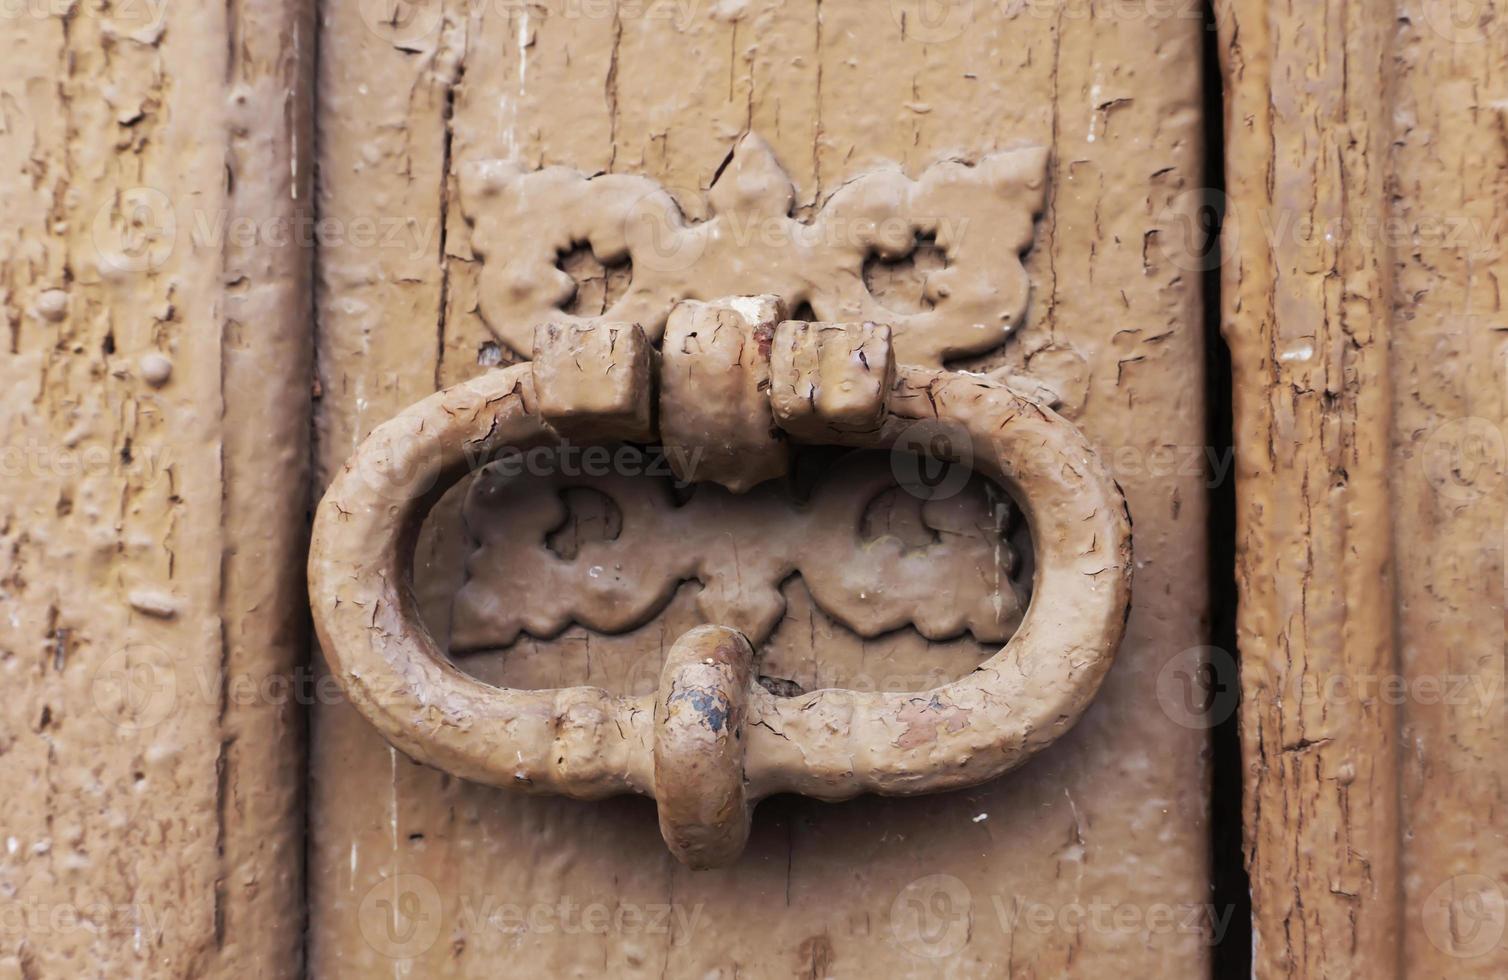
308, 295, 1132, 869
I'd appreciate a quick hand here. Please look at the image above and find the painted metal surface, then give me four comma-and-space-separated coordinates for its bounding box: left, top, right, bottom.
309, 309, 1131, 866
309, 2, 1211, 974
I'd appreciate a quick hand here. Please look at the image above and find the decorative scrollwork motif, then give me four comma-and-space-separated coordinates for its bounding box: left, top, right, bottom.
450, 452, 1026, 653
459, 133, 1048, 367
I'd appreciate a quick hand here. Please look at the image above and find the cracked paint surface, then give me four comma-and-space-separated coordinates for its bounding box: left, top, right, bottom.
308, 1, 1211, 976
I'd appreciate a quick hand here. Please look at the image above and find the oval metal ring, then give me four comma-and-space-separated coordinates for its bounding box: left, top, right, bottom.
308, 328, 1132, 868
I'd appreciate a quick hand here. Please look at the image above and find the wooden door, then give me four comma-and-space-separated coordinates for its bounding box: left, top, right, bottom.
12, 2, 1508, 978
307, 2, 1213, 976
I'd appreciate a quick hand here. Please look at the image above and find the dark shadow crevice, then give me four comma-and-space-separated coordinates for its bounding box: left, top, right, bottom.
1203, 3, 1251, 976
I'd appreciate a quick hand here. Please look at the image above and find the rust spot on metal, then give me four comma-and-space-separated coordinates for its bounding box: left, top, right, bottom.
894, 695, 973, 749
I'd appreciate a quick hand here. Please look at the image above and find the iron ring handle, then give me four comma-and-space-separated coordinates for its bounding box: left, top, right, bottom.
308, 318, 1132, 868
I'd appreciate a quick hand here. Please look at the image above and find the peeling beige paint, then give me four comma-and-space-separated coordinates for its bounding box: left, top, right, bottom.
0, 0, 312, 976
1219, 1, 1508, 976
310, 1, 1211, 974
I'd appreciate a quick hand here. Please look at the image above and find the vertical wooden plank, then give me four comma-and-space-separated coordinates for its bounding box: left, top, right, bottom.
0, 0, 312, 975
1216, 0, 1403, 975
1223, 1, 1508, 974
1389, 3, 1508, 975
219, 0, 316, 970
307, 0, 455, 974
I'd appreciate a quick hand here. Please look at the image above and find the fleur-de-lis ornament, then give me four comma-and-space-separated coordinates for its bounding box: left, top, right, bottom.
459, 132, 1049, 367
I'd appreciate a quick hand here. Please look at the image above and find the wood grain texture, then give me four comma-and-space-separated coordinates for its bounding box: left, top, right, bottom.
1219, 0, 1508, 975
1217, 1, 1402, 975
0, 0, 313, 976
310, 1, 1212, 976
1390, 2, 1508, 975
